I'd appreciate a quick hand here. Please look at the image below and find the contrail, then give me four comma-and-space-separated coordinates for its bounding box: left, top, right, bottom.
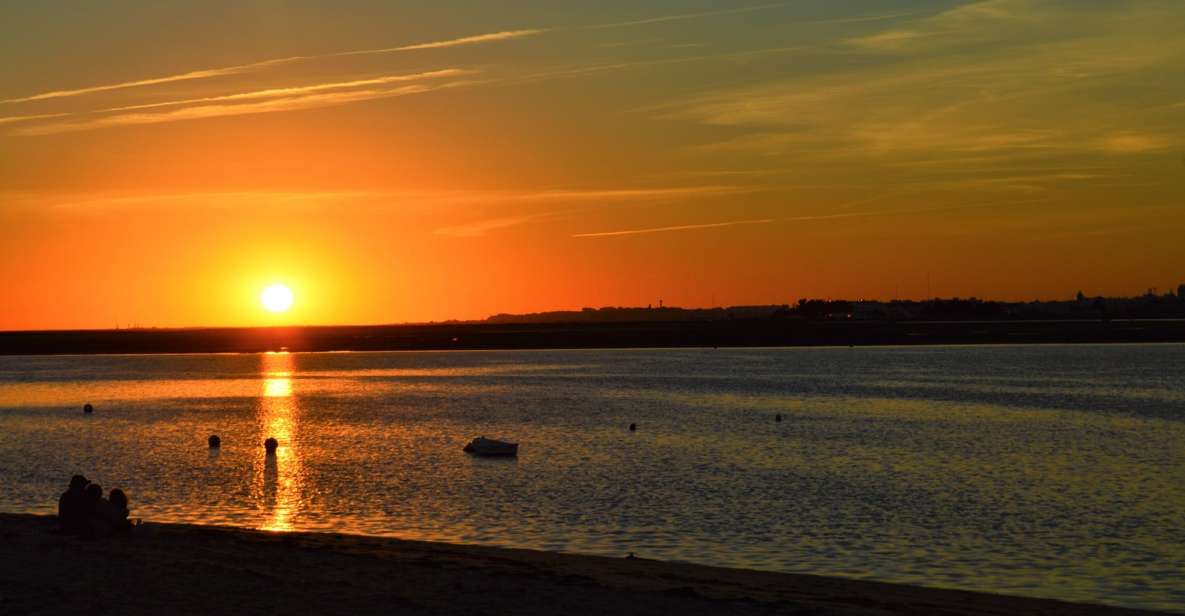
1, 30, 543, 105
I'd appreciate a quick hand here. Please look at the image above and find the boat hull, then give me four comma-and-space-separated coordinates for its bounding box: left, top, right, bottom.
463, 438, 519, 457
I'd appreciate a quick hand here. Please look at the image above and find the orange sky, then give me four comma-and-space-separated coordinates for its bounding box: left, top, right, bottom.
2, 1, 1183, 330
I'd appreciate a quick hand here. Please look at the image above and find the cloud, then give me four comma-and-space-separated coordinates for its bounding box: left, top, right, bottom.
781, 198, 1049, 223
590, 3, 791, 29
512, 45, 810, 85
0, 112, 72, 125
590, 4, 917, 34
1096, 133, 1173, 154
846, 0, 1028, 51
10, 81, 470, 136
513, 186, 744, 202
101, 69, 469, 113
46, 191, 381, 211
395, 185, 748, 206
0, 30, 541, 105
0, 59, 299, 105
661, 1, 1185, 169
339, 30, 545, 54
574, 218, 772, 238
0, 69, 469, 129
431, 186, 750, 236
847, 30, 923, 50
433, 215, 546, 237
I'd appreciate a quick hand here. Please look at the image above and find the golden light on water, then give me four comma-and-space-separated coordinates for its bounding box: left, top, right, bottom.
255, 351, 304, 532
263, 376, 292, 398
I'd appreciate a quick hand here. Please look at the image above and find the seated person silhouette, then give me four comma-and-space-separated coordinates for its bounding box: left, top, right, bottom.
83, 482, 108, 537
57, 475, 90, 535
105, 488, 133, 533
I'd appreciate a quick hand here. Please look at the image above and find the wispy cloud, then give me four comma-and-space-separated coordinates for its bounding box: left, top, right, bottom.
574, 218, 773, 238
45, 190, 382, 211
0, 112, 72, 125
590, 3, 790, 29
0, 70, 468, 128
846, 0, 1028, 51
1095, 133, 1173, 154
10, 81, 470, 136
662, 1, 1185, 168
434, 214, 548, 238
514, 186, 743, 202
592, 4, 916, 32
847, 30, 923, 50
339, 30, 545, 54
509, 45, 810, 86
101, 69, 468, 113
433, 186, 749, 236
352, 185, 746, 207
807, 11, 924, 26
782, 198, 1048, 223
0, 30, 541, 106
393, 185, 750, 205
0, 59, 298, 105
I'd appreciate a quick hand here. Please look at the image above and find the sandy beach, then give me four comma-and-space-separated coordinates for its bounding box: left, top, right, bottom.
0, 513, 1163, 616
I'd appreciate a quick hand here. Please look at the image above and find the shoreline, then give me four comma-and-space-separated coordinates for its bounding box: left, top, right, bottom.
1, 318, 1184, 356
0, 513, 1166, 615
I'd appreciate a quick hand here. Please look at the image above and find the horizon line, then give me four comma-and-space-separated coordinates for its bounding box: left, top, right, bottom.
2, 289, 1181, 334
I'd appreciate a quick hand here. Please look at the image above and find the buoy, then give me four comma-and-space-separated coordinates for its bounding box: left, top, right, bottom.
83, 403, 93, 414
629, 423, 637, 432
208, 435, 221, 449
264, 437, 278, 454
775, 414, 782, 422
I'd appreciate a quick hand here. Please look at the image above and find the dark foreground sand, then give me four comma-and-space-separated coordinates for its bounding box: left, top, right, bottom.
0, 514, 1163, 616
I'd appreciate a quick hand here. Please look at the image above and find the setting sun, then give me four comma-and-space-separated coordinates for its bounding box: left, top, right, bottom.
260, 284, 294, 313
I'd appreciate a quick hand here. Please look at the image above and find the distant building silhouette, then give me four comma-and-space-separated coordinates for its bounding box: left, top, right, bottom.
485, 290, 1185, 325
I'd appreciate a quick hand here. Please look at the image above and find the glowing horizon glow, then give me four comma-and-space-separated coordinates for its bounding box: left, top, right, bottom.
1, 1, 1184, 330
260, 284, 294, 313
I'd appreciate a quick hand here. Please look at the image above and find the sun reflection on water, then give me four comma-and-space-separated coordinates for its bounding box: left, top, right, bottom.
253, 352, 304, 532
263, 376, 292, 398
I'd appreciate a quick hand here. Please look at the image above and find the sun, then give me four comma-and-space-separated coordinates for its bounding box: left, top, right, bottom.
260, 283, 294, 313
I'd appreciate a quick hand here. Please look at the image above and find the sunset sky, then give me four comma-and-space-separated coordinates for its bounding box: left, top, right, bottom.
2, 0, 1183, 329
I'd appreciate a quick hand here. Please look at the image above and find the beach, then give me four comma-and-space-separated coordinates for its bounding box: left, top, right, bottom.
0, 514, 1163, 616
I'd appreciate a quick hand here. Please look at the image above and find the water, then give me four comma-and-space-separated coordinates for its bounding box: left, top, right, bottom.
1, 345, 1183, 611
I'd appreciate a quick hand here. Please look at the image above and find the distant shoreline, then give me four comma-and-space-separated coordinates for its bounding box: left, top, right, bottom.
1, 318, 1184, 356
0, 513, 1164, 615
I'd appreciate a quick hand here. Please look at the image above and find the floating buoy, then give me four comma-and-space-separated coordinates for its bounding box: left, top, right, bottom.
264, 437, 278, 454
208, 435, 221, 449
83, 403, 93, 414
629, 423, 637, 432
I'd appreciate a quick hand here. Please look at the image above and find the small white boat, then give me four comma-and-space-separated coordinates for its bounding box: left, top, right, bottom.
463, 436, 518, 457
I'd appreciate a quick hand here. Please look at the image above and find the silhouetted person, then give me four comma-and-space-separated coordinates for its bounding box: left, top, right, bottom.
208, 435, 221, 449
629, 423, 637, 432
105, 488, 132, 533
264, 437, 278, 455
263, 454, 279, 508
83, 482, 108, 538
775, 414, 782, 422
83, 403, 93, 414
58, 475, 90, 534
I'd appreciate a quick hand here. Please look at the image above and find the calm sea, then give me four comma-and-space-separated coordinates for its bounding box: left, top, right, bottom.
1, 345, 1182, 611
